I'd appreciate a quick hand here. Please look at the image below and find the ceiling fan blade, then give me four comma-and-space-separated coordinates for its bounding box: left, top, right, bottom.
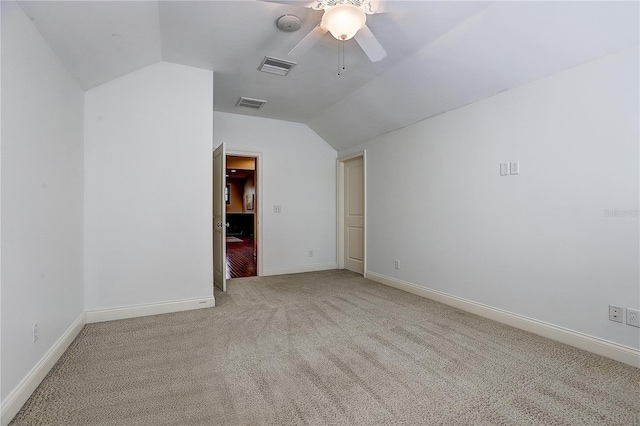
367, 0, 387, 14
259, 0, 317, 8
289, 24, 328, 58
354, 24, 386, 62
367, 0, 427, 14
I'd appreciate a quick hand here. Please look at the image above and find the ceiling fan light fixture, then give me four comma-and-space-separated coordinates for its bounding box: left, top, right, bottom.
322, 4, 366, 41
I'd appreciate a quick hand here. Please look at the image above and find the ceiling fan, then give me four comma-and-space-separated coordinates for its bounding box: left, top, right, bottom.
274, 0, 388, 62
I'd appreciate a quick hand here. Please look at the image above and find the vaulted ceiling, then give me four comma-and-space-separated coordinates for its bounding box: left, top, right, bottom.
17, 1, 639, 151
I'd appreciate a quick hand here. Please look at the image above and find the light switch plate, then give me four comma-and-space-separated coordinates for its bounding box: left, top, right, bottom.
510, 161, 520, 175
500, 163, 509, 176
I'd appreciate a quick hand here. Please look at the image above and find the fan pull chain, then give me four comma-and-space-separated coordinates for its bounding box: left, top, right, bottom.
342, 41, 346, 71
337, 40, 341, 75
337, 40, 346, 76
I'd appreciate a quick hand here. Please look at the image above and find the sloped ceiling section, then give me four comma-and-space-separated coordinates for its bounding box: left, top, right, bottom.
307, 1, 640, 150
17, 1, 640, 151
18, 1, 163, 89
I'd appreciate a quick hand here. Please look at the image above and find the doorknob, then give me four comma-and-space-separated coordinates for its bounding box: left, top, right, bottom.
226, 223, 230, 228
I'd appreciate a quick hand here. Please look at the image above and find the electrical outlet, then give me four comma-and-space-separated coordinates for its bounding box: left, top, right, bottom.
273, 205, 281, 213
308, 250, 313, 257
609, 305, 623, 323
626, 308, 640, 328
394, 259, 400, 270
32, 321, 39, 343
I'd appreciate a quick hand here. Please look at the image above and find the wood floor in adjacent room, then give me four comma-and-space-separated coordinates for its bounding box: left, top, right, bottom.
10, 270, 640, 425
226, 236, 256, 279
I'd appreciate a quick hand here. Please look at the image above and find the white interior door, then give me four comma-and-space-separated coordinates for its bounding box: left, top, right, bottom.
213, 144, 227, 291
344, 157, 364, 274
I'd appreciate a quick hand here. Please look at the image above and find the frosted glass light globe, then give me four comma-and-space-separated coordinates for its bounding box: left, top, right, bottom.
322, 4, 366, 41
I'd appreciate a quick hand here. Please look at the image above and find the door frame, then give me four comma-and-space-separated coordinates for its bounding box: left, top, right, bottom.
337, 151, 366, 277
227, 149, 263, 277
213, 143, 227, 291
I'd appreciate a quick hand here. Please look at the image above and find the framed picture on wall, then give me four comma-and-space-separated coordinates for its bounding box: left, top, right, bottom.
245, 194, 254, 211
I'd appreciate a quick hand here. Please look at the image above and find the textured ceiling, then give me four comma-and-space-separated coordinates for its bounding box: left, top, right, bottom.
17, 1, 639, 151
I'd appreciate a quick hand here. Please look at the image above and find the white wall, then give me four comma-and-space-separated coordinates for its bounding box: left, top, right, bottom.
1, 0, 84, 403
84, 62, 213, 310
341, 47, 639, 349
214, 112, 337, 275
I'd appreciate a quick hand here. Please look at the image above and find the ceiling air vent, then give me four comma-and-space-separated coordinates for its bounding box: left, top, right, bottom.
258, 56, 297, 76
236, 97, 267, 110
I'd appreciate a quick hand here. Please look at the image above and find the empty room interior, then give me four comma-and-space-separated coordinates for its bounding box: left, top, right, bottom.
1, 1, 639, 424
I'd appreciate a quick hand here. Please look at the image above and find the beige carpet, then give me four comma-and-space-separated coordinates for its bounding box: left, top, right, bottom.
10, 270, 640, 425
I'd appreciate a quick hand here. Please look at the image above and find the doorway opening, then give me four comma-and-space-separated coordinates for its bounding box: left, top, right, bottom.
337, 151, 366, 276
225, 155, 258, 279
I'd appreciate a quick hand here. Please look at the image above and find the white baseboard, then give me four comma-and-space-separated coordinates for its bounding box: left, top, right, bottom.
262, 263, 338, 277
86, 296, 215, 323
1, 313, 86, 426
366, 272, 640, 368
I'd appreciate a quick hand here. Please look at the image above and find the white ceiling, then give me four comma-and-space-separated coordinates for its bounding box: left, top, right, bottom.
17, 1, 639, 151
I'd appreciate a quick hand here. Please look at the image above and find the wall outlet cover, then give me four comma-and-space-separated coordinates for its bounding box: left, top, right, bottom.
32, 321, 39, 342
609, 305, 623, 323
626, 308, 640, 327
